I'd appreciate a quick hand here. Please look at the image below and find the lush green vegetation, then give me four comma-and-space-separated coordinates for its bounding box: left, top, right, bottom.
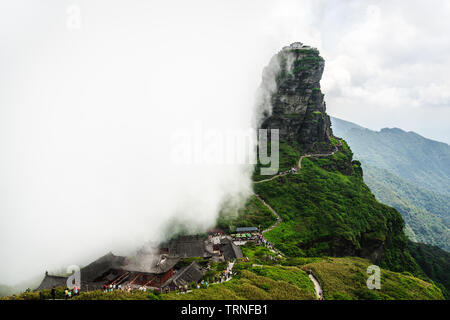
241, 242, 279, 265
252, 140, 301, 182
164, 265, 316, 300
293, 48, 319, 55
73, 290, 162, 300
1, 287, 63, 300
254, 141, 418, 273
364, 164, 450, 251
331, 116, 450, 196
291, 53, 322, 74
304, 257, 443, 300
158, 246, 314, 300
217, 195, 277, 233
331, 116, 450, 252
408, 242, 450, 299
329, 116, 450, 297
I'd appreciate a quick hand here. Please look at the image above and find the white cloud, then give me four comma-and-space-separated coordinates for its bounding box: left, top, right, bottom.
318, 0, 450, 142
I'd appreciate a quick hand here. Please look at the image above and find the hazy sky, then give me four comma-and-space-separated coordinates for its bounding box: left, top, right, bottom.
1, 0, 449, 285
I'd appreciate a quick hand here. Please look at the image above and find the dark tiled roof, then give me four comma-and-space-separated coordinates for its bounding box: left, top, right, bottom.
124, 255, 179, 274
80, 252, 127, 282
36, 274, 68, 290
167, 236, 211, 258
221, 241, 243, 260
36, 273, 106, 292
163, 262, 204, 287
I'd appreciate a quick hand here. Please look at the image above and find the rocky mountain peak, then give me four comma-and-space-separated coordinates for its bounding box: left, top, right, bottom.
257, 43, 333, 153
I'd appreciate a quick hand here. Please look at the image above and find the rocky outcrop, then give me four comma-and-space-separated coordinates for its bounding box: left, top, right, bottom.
257, 42, 333, 153
254, 43, 416, 271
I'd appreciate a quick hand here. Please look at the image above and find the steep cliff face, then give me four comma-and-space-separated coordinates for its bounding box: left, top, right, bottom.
254, 43, 421, 274
258, 43, 332, 153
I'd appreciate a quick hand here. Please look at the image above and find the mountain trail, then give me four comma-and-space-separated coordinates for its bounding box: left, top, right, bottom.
254, 139, 342, 184
308, 273, 323, 300
252, 140, 341, 295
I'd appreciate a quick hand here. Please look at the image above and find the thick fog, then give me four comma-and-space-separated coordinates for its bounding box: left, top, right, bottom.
2, 0, 450, 286
0, 1, 273, 285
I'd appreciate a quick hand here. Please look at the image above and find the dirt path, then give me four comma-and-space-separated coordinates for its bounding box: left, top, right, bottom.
253, 139, 342, 235
253, 194, 284, 257
213, 261, 235, 284
255, 194, 282, 234
254, 193, 325, 297
308, 273, 323, 300
252, 140, 341, 296
297, 140, 341, 169
253, 172, 289, 184
254, 140, 342, 184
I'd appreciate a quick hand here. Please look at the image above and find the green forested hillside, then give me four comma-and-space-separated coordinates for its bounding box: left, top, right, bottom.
363, 165, 450, 251
254, 140, 420, 274
408, 242, 450, 299
331, 116, 450, 252
331, 117, 450, 196
217, 195, 278, 233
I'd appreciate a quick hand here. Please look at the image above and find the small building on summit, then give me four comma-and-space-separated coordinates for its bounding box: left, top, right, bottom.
290, 42, 304, 48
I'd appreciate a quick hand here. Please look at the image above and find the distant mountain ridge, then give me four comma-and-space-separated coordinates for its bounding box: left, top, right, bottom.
331, 117, 450, 196
331, 117, 450, 252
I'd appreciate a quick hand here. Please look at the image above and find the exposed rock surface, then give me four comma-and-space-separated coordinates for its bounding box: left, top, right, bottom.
257, 42, 333, 153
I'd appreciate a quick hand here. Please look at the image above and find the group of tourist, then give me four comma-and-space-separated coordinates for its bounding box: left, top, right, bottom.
258, 234, 283, 256
102, 283, 122, 292
216, 269, 233, 283
50, 286, 79, 300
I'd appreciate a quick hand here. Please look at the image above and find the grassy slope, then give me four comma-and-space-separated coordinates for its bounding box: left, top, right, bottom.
252, 141, 302, 182
331, 117, 450, 252
304, 257, 444, 300
253, 140, 419, 274
363, 164, 450, 251
163, 267, 316, 300
408, 242, 450, 299
217, 195, 277, 233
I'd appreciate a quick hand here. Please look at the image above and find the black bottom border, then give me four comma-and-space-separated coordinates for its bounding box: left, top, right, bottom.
1, 300, 448, 318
